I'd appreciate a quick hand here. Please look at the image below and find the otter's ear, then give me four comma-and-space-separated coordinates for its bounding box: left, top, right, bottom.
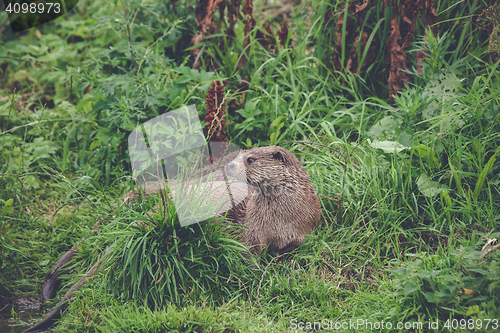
272, 150, 293, 166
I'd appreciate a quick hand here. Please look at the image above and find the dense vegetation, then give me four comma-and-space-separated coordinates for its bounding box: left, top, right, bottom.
1, 0, 499, 332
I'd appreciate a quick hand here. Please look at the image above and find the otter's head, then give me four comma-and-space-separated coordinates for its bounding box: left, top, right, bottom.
225, 146, 304, 195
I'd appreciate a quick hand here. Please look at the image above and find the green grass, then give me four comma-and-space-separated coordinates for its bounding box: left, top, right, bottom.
1, 0, 500, 332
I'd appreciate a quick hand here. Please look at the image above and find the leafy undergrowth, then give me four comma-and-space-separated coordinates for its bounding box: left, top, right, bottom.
388, 247, 500, 325
1, 0, 500, 332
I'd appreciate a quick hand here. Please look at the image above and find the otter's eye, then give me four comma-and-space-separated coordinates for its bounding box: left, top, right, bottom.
247, 158, 254, 165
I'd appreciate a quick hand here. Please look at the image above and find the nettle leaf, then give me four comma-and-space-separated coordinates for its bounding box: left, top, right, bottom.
447, 283, 459, 294
77, 92, 106, 113
431, 270, 442, 278
236, 108, 250, 118
173, 66, 192, 76
416, 173, 450, 197
403, 282, 418, 296
367, 116, 401, 140
435, 289, 452, 299
198, 70, 215, 82
390, 267, 407, 276
416, 273, 431, 279
468, 268, 491, 276
423, 291, 438, 303
174, 66, 214, 82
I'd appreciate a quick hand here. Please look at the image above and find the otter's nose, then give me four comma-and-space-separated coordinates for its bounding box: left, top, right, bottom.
226, 162, 235, 172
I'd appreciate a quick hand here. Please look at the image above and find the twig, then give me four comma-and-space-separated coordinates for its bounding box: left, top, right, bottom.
320, 210, 329, 229
234, 275, 253, 316
23, 247, 113, 332
256, 255, 280, 311
0, 120, 52, 136
481, 243, 500, 259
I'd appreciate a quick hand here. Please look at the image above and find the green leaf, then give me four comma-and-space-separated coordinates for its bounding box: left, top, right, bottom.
403, 282, 418, 296
370, 140, 408, 153
468, 268, 490, 276
2, 198, 14, 215
411, 144, 441, 168
89, 139, 101, 151
416, 174, 450, 197
269, 117, 285, 145
367, 116, 400, 140
244, 138, 252, 148
423, 292, 438, 303
390, 267, 407, 276
466, 305, 480, 316
270, 116, 284, 129
416, 273, 431, 279
25, 175, 40, 190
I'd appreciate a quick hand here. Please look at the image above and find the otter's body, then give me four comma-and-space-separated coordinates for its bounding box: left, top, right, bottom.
225, 146, 321, 256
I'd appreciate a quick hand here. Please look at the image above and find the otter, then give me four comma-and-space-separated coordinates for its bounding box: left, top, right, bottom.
225, 146, 321, 256
123, 145, 321, 256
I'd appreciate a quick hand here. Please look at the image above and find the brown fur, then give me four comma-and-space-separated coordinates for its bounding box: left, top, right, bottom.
225, 146, 321, 256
